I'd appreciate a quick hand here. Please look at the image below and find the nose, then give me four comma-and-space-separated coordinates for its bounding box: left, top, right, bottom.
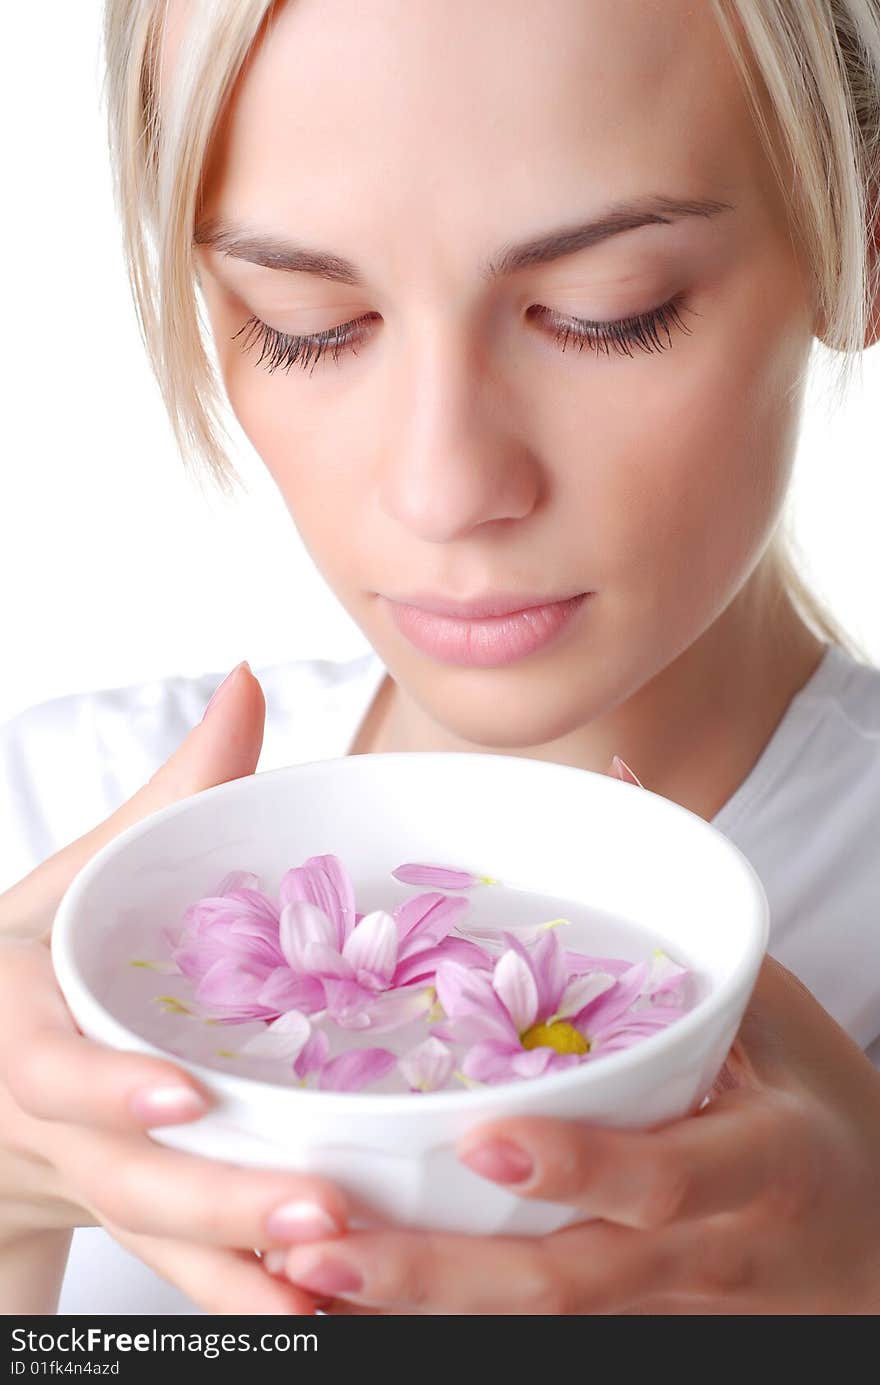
376, 320, 542, 542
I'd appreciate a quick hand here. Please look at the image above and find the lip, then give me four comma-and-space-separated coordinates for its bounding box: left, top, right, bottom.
383, 592, 592, 668
382, 589, 588, 619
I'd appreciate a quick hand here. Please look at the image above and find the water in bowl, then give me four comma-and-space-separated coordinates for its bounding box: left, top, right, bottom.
109, 873, 701, 1095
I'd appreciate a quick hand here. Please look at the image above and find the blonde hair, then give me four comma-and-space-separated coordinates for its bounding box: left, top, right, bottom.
102, 0, 880, 662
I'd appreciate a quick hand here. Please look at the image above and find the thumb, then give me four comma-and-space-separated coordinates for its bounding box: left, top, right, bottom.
0, 661, 265, 940
115, 660, 265, 829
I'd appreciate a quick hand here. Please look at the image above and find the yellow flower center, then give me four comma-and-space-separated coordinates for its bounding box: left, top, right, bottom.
520, 1020, 590, 1055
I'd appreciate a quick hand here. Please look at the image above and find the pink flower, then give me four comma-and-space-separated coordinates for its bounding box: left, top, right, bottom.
279, 873, 491, 1031
434, 930, 687, 1084
433, 929, 617, 1083
170, 856, 490, 1029
571, 953, 688, 1055
169, 871, 323, 1023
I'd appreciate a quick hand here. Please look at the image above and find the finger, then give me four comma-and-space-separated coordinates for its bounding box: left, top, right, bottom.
54, 1125, 350, 1251
7, 1023, 215, 1131
273, 1220, 679, 1315
730, 954, 880, 1093
0, 942, 214, 1131
455, 1089, 799, 1228
103, 1219, 320, 1315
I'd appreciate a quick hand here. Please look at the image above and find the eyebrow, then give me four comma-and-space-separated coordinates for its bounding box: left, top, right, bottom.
193, 194, 735, 286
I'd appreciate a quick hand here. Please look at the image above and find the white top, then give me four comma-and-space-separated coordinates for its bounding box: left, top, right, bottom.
1, 640, 878, 1314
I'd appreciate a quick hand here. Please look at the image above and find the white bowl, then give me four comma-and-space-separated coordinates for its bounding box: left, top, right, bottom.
51, 751, 768, 1237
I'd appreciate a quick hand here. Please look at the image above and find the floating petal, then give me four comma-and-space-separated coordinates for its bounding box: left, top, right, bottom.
293, 1028, 331, 1079
392, 863, 494, 890
317, 1047, 396, 1092
399, 1037, 455, 1093
238, 1009, 311, 1061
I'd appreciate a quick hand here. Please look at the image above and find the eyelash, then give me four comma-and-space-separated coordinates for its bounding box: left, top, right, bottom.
232, 294, 696, 377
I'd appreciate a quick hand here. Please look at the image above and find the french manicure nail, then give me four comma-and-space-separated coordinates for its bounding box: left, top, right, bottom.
610, 754, 643, 786
201, 661, 251, 722
128, 1085, 209, 1125
265, 1201, 343, 1244
459, 1138, 534, 1184
285, 1257, 363, 1296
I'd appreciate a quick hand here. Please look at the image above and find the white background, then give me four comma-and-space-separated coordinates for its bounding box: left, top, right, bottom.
1, 2, 878, 726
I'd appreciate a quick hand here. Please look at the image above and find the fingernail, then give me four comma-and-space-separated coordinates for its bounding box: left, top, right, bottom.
129, 1085, 210, 1125
609, 754, 643, 786
459, 1138, 533, 1184
201, 661, 251, 721
265, 1201, 343, 1244
262, 1249, 289, 1275
284, 1256, 363, 1296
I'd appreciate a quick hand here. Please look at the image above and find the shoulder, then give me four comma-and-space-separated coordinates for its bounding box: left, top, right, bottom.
736, 643, 880, 1047
799, 642, 880, 737
0, 649, 381, 891
795, 644, 880, 814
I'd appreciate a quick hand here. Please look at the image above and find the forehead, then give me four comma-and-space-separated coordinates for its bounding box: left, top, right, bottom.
164, 0, 775, 255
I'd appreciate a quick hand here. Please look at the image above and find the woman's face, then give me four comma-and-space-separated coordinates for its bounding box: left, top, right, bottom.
186, 0, 816, 749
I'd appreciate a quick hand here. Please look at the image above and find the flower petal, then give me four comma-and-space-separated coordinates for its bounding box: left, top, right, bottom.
395, 893, 471, 956
341, 910, 398, 983
434, 960, 517, 1043
301, 940, 355, 981
278, 899, 337, 971
321, 978, 376, 1029
554, 970, 617, 1019
509, 1045, 573, 1078
255, 966, 326, 1017
317, 1048, 396, 1092
293, 1028, 330, 1079
527, 929, 569, 1016
399, 1037, 455, 1093
279, 854, 357, 951
460, 1039, 522, 1084
573, 961, 651, 1035
355, 986, 433, 1033
214, 870, 262, 896
563, 950, 633, 977
492, 949, 539, 1032
641, 949, 690, 1000
392, 863, 493, 890
393, 936, 492, 986
238, 1010, 311, 1060
324, 981, 432, 1034
456, 916, 572, 949
192, 956, 268, 1014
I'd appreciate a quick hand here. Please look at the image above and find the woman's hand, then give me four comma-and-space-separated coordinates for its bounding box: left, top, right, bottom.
0, 662, 348, 1314
267, 955, 880, 1314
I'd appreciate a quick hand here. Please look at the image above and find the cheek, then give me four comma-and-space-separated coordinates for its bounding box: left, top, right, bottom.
197, 276, 346, 496
219, 354, 369, 584
556, 270, 810, 612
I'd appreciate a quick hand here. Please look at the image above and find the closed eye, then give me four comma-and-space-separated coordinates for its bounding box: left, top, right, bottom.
232, 294, 696, 377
